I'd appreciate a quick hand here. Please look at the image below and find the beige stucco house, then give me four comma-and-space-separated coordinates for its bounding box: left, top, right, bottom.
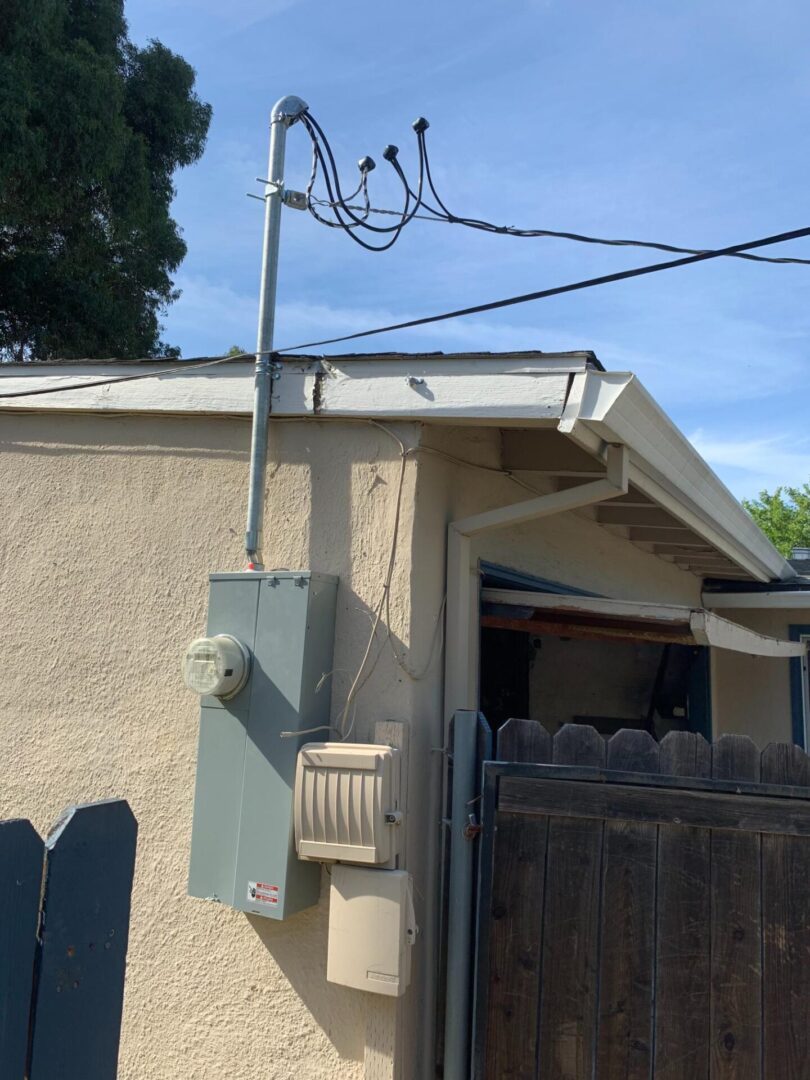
2, 349, 809, 1079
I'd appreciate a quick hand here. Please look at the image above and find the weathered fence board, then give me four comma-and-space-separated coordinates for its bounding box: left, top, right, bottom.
28, 799, 138, 1080
761, 743, 810, 1078
474, 721, 810, 1080
710, 735, 761, 1079
654, 732, 711, 1080
597, 731, 659, 1080
0, 820, 43, 1078
483, 720, 551, 1079
538, 724, 605, 1079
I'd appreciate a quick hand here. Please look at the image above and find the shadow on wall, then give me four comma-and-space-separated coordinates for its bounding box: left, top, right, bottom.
246, 876, 365, 1062
242, 422, 416, 1062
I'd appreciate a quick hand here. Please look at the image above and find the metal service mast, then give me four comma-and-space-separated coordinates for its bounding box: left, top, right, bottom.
244, 94, 308, 570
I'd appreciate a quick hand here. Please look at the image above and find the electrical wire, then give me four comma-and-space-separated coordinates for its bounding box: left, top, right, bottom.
272, 222, 810, 354
4, 220, 810, 400
310, 197, 810, 268
335, 425, 410, 740
302, 111, 810, 266
301, 111, 425, 252
0, 352, 254, 398
330, 421, 554, 735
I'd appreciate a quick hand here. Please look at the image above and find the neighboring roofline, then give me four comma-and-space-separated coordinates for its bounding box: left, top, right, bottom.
0, 352, 791, 584
702, 590, 810, 609
559, 370, 794, 584
703, 577, 810, 593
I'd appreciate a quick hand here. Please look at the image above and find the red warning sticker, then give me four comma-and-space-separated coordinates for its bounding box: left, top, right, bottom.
247, 881, 279, 907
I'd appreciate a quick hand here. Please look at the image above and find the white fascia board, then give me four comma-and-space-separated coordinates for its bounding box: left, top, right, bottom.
483, 588, 694, 624
559, 371, 794, 584
0, 362, 256, 414
702, 591, 810, 610
273, 357, 571, 422
482, 589, 806, 657
0, 356, 574, 424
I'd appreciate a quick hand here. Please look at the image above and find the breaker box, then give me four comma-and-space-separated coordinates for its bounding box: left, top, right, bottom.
187, 571, 338, 920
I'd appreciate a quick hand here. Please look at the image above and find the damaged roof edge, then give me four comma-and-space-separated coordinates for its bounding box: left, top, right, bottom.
0, 351, 791, 584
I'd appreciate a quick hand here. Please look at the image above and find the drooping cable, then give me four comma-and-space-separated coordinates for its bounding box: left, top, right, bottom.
271, 222, 810, 353
302, 111, 810, 267
4, 221, 810, 399
301, 109, 430, 252
0, 353, 252, 398
417, 125, 810, 266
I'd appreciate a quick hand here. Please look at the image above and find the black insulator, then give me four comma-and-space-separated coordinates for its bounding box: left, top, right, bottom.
358, 155, 376, 173
382, 144, 399, 161
412, 117, 429, 134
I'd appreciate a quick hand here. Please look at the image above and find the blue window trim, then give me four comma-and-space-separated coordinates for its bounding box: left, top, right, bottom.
479, 561, 599, 597
789, 625, 810, 749
688, 647, 712, 741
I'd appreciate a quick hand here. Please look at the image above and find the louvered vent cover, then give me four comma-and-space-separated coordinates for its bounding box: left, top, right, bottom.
294, 743, 400, 864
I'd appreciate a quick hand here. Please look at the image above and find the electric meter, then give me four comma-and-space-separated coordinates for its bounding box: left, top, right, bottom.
183, 635, 250, 699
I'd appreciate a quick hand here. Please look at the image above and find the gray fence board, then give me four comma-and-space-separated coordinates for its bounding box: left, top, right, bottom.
28, 799, 137, 1080
0, 820, 43, 1079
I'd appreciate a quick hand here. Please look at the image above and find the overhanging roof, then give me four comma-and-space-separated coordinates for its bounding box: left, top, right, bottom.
0, 351, 792, 584
481, 589, 807, 658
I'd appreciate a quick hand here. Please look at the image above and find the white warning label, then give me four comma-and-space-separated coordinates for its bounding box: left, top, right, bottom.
247, 881, 279, 907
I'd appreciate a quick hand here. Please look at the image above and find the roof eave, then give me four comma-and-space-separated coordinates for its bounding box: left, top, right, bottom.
559, 370, 793, 584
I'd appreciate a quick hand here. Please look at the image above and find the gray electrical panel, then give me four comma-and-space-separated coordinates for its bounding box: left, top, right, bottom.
188, 570, 338, 920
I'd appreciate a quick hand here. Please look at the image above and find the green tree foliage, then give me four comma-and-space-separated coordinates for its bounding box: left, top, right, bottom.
743, 484, 810, 557
0, 0, 211, 360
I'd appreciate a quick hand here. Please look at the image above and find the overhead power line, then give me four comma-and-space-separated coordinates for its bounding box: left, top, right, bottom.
272, 222, 810, 353
2, 221, 809, 400
301, 109, 810, 267
308, 196, 810, 268
0, 353, 250, 398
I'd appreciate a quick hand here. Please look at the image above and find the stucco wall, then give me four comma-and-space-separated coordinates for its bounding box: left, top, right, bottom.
0, 411, 423, 1080
711, 607, 810, 746
3, 407, 803, 1080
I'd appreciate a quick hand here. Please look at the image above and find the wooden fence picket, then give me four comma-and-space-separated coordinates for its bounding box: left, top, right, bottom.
484, 719, 551, 1079
761, 743, 810, 1076
475, 721, 810, 1078
710, 735, 762, 1078
538, 725, 605, 1078
597, 730, 660, 1080
0, 820, 43, 1078
654, 732, 712, 1079
28, 799, 138, 1080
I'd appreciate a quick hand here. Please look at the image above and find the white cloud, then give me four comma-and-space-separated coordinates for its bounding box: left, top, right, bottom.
688, 429, 810, 498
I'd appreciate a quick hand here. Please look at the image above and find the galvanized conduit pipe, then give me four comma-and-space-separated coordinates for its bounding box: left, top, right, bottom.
245, 94, 308, 569
438, 443, 629, 1080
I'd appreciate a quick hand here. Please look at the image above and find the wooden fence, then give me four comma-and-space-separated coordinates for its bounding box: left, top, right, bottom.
0, 799, 137, 1080
473, 721, 810, 1079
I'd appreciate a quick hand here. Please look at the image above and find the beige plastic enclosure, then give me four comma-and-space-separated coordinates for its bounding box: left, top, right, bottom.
327, 865, 416, 996
294, 743, 401, 865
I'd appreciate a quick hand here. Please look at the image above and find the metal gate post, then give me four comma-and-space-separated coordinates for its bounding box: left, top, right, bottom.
443, 710, 483, 1080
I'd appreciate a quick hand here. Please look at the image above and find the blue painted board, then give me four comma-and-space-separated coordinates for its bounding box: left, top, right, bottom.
28, 800, 137, 1080
0, 820, 43, 1079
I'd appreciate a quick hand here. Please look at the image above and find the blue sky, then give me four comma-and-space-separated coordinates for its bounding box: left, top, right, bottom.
125, 0, 810, 500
